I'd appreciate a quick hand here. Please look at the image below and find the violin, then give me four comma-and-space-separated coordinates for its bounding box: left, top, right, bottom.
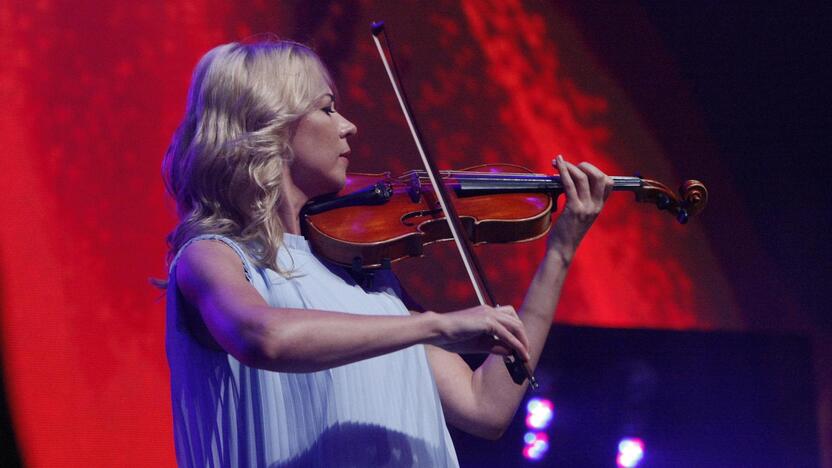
302, 163, 708, 270
312, 21, 708, 389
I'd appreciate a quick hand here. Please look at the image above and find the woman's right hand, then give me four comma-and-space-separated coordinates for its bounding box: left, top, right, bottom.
424, 305, 530, 361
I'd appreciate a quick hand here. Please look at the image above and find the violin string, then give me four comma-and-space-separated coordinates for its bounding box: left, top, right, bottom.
400, 170, 641, 180
396, 171, 641, 187
399, 173, 564, 186
399, 170, 551, 177
398, 172, 558, 182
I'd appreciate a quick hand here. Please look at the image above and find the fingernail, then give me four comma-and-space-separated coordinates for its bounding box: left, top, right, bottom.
557, 154, 564, 163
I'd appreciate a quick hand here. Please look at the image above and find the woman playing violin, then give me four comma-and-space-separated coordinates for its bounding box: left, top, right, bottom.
163, 39, 613, 467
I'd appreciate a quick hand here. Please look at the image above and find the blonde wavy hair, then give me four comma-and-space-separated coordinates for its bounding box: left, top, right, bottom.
162, 39, 334, 276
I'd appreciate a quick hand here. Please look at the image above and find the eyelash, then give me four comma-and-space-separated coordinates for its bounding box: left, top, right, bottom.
322, 104, 336, 115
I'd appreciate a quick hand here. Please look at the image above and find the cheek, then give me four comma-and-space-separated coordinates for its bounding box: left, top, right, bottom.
292, 118, 331, 156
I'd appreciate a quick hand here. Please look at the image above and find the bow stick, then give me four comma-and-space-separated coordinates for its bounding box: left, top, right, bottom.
371, 21, 538, 389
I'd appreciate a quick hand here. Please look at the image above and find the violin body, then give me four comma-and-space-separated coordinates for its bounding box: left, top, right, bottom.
302, 162, 708, 269
303, 164, 554, 269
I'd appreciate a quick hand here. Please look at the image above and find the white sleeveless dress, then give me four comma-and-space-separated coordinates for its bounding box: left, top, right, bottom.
166, 234, 459, 467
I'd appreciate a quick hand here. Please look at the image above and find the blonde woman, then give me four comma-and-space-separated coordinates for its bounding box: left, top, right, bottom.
163, 39, 612, 467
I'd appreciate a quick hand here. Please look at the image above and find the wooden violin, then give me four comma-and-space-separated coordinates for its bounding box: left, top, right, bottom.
302, 163, 708, 270
332, 21, 708, 388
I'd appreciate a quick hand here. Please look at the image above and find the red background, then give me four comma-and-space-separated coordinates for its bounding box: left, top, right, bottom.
1, 1, 826, 466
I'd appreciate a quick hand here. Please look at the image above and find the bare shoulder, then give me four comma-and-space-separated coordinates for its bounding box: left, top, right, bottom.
177, 239, 247, 281
175, 239, 263, 310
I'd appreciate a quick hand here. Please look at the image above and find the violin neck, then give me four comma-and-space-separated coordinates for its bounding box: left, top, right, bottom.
454, 173, 642, 195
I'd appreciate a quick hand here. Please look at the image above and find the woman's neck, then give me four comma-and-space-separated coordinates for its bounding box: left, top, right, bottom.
277, 173, 309, 236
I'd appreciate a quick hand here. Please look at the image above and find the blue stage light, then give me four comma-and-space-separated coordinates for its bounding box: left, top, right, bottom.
525, 397, 554, 429
522, 431, 549, 461
616, 437, 645, 467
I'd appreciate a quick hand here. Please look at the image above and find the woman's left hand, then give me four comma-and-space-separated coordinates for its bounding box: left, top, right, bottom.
547, 155, 614, 263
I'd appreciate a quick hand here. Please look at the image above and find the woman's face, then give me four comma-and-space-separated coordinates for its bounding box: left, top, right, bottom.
288, 90, 357, 198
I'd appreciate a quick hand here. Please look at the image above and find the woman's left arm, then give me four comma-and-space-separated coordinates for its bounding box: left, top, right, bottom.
422, 156, 613, 439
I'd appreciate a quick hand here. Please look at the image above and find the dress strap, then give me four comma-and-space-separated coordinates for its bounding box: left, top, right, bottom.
170, 234, 254, 282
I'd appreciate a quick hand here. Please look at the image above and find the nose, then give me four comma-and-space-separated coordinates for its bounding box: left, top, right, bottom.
339, 114, 357, 138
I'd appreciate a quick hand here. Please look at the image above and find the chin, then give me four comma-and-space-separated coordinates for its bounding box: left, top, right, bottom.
332, 175, 347, 193
319, 173, 347, 197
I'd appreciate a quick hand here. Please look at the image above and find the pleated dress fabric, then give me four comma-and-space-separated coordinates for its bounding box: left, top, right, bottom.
166, 234, 459, 467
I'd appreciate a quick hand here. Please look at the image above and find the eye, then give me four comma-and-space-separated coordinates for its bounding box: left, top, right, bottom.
321, 103, 336, 115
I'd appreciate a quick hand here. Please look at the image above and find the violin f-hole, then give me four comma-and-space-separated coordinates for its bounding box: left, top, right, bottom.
401, 208, 443, 226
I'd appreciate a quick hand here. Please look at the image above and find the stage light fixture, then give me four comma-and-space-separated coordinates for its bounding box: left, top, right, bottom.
522, 431, 549, 461
525, 397, 554, 430
616, 437, 645, 467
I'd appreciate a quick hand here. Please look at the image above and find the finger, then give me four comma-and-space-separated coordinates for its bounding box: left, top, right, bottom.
487, 342, 512, 356
567, 161, 591, 202
494, 309, 527, 346
497, 314, 531, 359
497, 305, 519, 319
478, 334, 512, 356
495, 305, 522, 331
554, 155, 578, 201
491, 319, 530, 361
577, 162, 609, 204
490, 344, 513, 356
473, 335, 514, 356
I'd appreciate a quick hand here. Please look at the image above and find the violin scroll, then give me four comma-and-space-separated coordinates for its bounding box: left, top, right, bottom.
636, 178, 708, 224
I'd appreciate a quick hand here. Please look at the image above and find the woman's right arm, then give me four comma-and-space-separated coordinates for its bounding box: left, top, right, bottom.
175, 240, 529, 373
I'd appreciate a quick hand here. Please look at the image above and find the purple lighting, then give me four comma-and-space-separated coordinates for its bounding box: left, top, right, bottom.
616, 437, 645, 467
525, 398, 555, 429
522, 431, 549, 461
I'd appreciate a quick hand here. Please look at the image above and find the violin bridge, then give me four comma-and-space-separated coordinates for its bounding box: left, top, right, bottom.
408, 172, 422, 203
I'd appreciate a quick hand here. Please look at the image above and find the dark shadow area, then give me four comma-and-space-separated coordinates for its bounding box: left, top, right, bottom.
0, 276, 24, 467
291, 0, 362, 78
272, 422, 438, 468
558, 1, 831, 332
454, 325, 819, 467
0, 370, 22, 467
549, 6, 831, 463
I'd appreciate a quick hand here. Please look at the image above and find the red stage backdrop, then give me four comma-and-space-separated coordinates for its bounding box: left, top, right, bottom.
0, 1, 741, 466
